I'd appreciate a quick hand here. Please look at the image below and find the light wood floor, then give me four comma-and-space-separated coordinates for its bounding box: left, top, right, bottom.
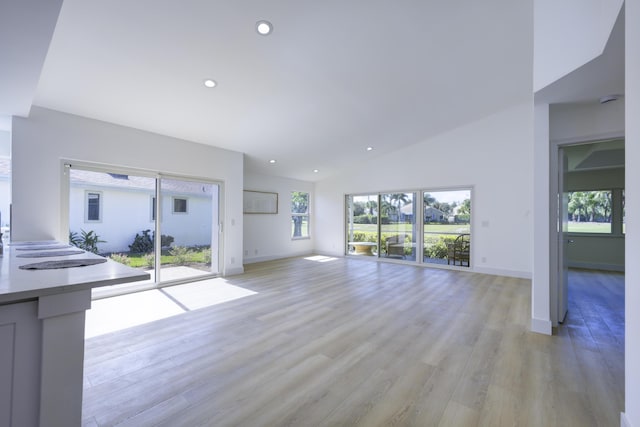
82, 257, 624, 426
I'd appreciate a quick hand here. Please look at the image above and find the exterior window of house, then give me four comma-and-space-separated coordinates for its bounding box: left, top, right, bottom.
291, 191, 309, 239
173, 197, 188, 214
85, 191, 102, 222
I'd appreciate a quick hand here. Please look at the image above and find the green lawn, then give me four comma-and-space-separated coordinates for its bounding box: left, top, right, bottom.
118, 250, 210, 268
567, 221, 611, 234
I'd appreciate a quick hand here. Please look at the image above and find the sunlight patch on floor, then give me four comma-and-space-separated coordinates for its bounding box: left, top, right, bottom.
304, 255, 338, 263
85, 278, 257, 338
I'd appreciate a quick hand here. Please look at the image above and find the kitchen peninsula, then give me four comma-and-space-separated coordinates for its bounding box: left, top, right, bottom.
0, 241, 149, 427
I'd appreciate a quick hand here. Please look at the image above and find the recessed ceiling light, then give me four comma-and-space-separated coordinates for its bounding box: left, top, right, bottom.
366, 147, 373, 151
256, 20, 273, 36
269, 159, 277, 164
203, 79, 217, 88
313, 169, 319, 173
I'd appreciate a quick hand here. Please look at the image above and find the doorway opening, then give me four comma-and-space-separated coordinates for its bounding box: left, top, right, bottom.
552, 138, 625, 325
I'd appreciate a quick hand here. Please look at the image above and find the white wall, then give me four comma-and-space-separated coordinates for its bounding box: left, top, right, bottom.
532, 102, 552, 334
550, 100, 625, 141
243, 173, 314, 263
0, 131, 10, 156
551, 100, 626, 275
624, 1, 640, 426
534, 0, 623, 91
11, 107, 245, 275
315, 101, 534, 278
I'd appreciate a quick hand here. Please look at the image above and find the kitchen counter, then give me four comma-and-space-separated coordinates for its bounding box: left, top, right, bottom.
0, 241, 149, 304
0, 241, 150, 427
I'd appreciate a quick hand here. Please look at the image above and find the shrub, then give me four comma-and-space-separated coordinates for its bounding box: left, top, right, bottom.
129, 229, 153, 254
109, 253, 130, 266
144, 252, 155, 268
129, 230, 175, 253
455, 214, 470, 224
160, 234, 174, 248
353, 215, 371, 224
169, 246, 192, 265
425, 240, 448, 259
69, 229, 105, 254
424, 235, 457, 259
202, 248, 212, 265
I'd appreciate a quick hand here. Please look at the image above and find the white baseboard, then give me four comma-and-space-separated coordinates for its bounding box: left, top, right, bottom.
224, 266, 244, 276
243, 250, 314, 265
531, 317, 552, 335
621, 412, 633, 427
473, 266, 532, 279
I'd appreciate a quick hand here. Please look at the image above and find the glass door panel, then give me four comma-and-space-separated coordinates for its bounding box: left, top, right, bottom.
158, 178, 218, 283
380, 192, 417, 260
345, 194, 379, 256
69, 168, 157, 292
423, 189, 471, 267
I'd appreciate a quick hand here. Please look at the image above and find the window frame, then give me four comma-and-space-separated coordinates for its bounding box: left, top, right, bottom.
291, 191, 310, 240
85, 191, 102, 223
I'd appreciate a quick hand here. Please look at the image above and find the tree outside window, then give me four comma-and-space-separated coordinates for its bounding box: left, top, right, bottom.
567, 190, 613, 233
291, 191, 309, 239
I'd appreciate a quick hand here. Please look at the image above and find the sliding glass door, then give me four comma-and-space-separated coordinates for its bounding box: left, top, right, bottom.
380, 192, 417, 260
423, 189, 471, 266
68, 165, 220, 295
158, 177, 219, 282
346, 188, 471, 268
346, 194, 379, 256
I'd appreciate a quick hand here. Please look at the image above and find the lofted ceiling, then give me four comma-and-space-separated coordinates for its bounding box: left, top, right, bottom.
4, 1, 623, 182
2, 0, 535, 181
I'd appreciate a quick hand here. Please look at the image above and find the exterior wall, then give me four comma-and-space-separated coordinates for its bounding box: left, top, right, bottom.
243, 173, 314, 263
11, 107, 244, 275
69, 185, 214, 253
315, 101, 534, 279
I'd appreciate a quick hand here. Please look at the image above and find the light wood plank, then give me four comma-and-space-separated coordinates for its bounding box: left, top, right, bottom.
80, 259, 624, 426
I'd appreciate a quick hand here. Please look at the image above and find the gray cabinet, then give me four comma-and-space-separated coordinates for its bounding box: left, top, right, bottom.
0, 301, 42, 427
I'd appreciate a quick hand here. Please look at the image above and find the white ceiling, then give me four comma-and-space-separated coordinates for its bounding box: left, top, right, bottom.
1, 1, 622, 181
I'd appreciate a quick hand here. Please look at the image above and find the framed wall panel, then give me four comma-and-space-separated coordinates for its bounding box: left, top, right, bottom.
243, 190, 278, 214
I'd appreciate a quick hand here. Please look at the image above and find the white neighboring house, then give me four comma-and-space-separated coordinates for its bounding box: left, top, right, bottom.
70, 170, 215, 254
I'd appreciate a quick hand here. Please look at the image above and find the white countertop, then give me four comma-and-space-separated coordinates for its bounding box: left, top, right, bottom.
0, 241, 150, 304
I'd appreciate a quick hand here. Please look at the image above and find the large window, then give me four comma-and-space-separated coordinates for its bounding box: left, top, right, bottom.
345, 188, 471, 267
291, 191, 309, 239
566, 190, 625, 235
